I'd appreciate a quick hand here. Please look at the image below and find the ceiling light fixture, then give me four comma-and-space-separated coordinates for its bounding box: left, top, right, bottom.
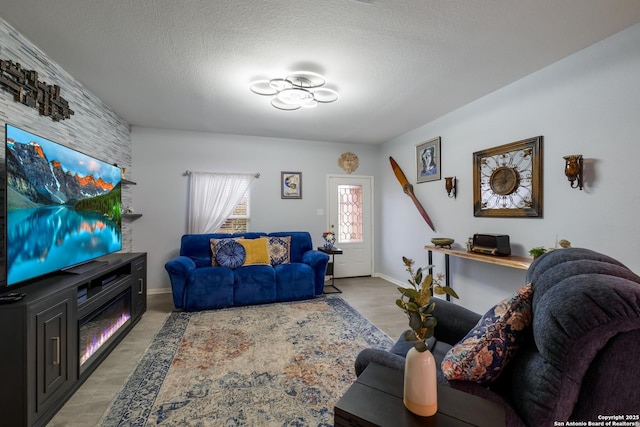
249, 71, 339, 111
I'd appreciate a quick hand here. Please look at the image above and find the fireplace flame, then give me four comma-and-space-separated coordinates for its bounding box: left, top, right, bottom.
80, 311, 131, 366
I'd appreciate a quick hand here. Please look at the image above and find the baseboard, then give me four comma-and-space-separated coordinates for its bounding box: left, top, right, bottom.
374, 272, 406, 288
148, 287, 172, 295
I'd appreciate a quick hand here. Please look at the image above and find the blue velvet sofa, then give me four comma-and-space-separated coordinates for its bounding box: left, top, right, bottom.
165, 231, 329, 311
355, 248, 640, 426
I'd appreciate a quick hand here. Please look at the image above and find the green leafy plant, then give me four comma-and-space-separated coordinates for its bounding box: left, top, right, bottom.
396, 256, 459, 352
528, 246, 547, 258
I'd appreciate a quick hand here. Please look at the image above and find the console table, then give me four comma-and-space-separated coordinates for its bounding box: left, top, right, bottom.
335, 363, 505, 426
424, 246, 532, 301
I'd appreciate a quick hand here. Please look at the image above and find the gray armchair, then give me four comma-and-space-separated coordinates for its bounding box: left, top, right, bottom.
355, 248, 640, 426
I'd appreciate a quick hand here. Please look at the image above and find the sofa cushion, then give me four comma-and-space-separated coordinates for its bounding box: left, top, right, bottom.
215, 239, 246, 269
234, 265, 277, 305
267, 236, 291, 265
441, 283, 533, 384
273, 263, 315, 300
184, 266, 234, 311
180, 233, 232, 268
239, 237, 270, 266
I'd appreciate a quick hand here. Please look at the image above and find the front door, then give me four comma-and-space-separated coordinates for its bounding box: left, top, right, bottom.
328, 175, 374, 277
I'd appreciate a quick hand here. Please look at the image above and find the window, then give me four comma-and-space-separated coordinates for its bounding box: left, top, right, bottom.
337, 184, 363, 243
216, 191, 250, 233
188, 172, 256, 234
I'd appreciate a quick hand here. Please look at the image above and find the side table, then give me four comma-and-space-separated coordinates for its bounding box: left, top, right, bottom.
335, 363, 505, 427
317, 246, 343, 294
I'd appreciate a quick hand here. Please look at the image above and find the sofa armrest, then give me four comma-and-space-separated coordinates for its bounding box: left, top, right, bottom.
355, 348, 406, 376
432, 299, 482, 345
164, 256, 196, 309
302, 250, 330, 295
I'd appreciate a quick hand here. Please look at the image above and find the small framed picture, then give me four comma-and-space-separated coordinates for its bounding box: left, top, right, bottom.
416, 137, 441, 183
281, 171, 302, 199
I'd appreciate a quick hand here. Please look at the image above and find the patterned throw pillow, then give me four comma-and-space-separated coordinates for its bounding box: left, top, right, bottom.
209, 239, 219, 266
441, 283, 534, 384
215, 239, 246, 269
210, 238, 230, 266
267, 236, 291, 265
238, 237, 271, 266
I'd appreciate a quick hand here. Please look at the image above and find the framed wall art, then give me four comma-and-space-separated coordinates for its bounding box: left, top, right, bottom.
416, 137, 441, 183
281, 171, 302, 199
473, 136, 543, 217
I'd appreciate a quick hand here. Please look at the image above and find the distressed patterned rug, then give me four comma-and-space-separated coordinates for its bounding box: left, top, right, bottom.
100, 295, 393, 426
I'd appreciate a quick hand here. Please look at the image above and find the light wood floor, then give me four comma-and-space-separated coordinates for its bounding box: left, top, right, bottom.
47, 277, 408, 426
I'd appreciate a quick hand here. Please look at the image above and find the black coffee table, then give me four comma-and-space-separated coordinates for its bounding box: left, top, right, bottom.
335, 363, 505, 427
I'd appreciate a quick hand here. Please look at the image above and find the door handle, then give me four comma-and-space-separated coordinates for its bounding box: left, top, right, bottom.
52, 336, 60, 366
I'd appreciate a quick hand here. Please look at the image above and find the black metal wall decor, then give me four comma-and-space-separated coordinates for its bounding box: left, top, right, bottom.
0, 59, 74, 121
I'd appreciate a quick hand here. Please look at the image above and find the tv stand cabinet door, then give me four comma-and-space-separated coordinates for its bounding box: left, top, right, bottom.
132, 255, 147, 319
33, 292, 74, 421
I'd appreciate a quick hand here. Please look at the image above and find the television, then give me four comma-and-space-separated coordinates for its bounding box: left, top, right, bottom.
4, 124, 122, 287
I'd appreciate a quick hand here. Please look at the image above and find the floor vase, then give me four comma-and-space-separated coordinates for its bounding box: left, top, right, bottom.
403, 346, 438, 416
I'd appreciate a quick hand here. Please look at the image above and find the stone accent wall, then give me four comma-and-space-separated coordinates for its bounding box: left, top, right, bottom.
0, 17, 133, 283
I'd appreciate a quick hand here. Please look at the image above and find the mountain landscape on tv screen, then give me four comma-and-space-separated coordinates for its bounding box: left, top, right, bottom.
6, 138, 120, 211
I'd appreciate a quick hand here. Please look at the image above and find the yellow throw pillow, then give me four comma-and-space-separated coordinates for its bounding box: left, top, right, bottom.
239, 237, 270, 266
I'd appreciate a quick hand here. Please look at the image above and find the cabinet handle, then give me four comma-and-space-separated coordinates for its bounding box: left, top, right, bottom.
52, 337, 60, 366
138, 278, 144, 295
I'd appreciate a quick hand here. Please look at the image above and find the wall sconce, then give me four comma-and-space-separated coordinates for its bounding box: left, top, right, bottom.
444, 176, 456, 198
563, 155, 583, 190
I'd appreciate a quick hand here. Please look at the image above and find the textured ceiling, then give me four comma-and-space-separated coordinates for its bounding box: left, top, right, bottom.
2, 1, 640, 144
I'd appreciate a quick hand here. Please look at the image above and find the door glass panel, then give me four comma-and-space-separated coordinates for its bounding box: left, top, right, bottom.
337, 184, 363, 243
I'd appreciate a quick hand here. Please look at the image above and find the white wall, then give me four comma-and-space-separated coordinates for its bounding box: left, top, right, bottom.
131, 127, 380, 292
378, 23, 640, 313
132, 23, 640, 312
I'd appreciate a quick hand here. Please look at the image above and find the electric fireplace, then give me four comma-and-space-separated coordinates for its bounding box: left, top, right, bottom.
79, 289, 131, 372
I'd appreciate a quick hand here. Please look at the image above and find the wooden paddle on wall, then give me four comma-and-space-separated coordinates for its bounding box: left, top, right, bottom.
389, 156, 436, 232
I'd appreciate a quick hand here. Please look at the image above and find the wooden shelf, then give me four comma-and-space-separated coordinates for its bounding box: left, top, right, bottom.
120, 180, 141, 218
424, 245, 532, 270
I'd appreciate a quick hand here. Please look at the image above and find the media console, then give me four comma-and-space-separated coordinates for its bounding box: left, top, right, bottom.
0, 252, 147, 427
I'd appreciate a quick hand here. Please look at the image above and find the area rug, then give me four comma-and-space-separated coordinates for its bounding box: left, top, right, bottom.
100, 295, 393, 426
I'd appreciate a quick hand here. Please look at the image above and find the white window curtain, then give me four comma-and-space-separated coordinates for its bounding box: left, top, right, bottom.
188, 172, 257, 234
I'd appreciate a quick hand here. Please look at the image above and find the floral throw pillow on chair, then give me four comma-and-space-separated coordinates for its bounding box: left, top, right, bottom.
441, 283, 533, 384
